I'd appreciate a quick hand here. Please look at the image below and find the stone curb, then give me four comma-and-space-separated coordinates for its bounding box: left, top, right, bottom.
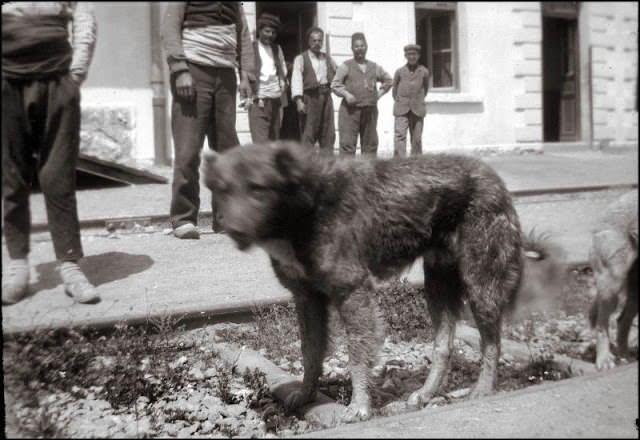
456, 323, 597, 375
214, 342, 345, 429
293, 362, 638, 438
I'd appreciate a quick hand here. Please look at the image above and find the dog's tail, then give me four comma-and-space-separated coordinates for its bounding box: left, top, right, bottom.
506, 228, 569, 320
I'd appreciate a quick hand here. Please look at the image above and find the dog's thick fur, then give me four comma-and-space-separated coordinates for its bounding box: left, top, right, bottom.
587, 190, 638, 370
203, 141, 524, 421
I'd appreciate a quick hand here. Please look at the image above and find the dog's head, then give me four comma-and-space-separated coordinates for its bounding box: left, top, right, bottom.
202, 141, 312, 250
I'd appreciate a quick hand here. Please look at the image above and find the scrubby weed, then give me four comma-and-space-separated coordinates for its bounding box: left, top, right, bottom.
214, 361, 241, 404
523, 358, 572, 384
373, 278, 433, 343
4, 327, 97, 400
241, 367, 312, 434
520, 313, 556, 364
251, 302, 300, 360
242, 367, 282, 430
222, 280, 431, 363
148, 310, 187, 348
3, 327, 97, 437
17, 403, 70, 439
242, 367, 270, 408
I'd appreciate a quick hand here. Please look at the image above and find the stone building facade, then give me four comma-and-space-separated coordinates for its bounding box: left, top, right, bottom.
80, 2, 638, 164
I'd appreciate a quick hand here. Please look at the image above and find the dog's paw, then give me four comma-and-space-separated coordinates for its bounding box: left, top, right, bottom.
468, 383, 496, 400
595, 351, 617, 371
341, 402, 372, 423
407, 390, 431, 409
283, 389, 313, 411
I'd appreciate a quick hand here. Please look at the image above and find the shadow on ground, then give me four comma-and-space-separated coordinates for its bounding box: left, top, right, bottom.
29, 252, 154, 296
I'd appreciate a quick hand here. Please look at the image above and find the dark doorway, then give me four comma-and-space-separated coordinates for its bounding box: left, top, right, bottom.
542, 15, 579, 141
256, 2, 317, 141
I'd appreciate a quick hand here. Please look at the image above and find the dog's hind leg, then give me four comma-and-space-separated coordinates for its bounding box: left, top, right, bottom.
407, 252, 463, 408
462, 215, 522, 399
590, 231, 630, 370
337, 285, 385, 422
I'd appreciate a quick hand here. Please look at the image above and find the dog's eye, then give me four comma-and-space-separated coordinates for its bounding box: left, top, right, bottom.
248, 182, 268, 194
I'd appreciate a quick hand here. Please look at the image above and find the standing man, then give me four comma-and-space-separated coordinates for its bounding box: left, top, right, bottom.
392, 44, 430, 156
2, 2, 99, 304
331, 32, 392, 157
248, 12, 288, 143
290, 26, 337, 155
162, 2, 254, 238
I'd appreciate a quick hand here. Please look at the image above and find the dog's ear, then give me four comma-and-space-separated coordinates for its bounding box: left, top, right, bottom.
273, 142, 307, 185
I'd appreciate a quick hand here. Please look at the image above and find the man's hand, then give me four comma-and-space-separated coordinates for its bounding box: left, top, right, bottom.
377, 88, 391, 101
175, 71, 195, 100
344, 93, 357, 105
296, 98, 306, 114
238, 77, 252, 102
69, 71, 85, 86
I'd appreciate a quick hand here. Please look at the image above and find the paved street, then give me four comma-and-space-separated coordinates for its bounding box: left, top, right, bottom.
2, 147, 638, 334
297, 363, 639, 438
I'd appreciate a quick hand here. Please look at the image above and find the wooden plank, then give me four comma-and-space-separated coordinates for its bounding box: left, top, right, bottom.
77, 154, 168, 185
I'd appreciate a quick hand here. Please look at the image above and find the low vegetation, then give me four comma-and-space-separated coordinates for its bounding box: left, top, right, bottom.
4, 269, 632, 438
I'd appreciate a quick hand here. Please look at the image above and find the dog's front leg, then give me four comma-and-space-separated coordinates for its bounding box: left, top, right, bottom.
338, 288, 384, 422
284, 292, 330, 411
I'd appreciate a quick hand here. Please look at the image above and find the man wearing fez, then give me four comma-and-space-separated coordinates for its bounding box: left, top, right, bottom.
248, 12, 288, 143
392, 44, 430, 156
162, 2, 254, 238
290, 26, 338, 155
331, 32, 392, 157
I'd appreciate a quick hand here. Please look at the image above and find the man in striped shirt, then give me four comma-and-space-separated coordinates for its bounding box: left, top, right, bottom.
162, 2, 255, 238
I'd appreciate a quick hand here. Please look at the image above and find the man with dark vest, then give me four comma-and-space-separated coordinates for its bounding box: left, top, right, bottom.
392, 44, 430, 156
248, 12, 288, 143
291, 26, 337, 155
2, 2, 100, 304
331, 32, 392, 157
162, 2, 254, 238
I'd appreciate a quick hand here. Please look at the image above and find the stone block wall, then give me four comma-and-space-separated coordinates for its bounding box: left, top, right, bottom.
80, 106, 136, 163
512, 3, 543, 144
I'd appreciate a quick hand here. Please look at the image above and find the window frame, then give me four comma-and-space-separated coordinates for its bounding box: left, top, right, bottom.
415, 2, 459, 92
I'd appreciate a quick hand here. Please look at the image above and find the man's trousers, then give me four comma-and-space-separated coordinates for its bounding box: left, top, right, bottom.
299, 87, 335, 155
2, 75, 84, 261
338, 102, 378, 157
393, 111, 424, 157
248, 97, 281, 143
169, 63, 239, 230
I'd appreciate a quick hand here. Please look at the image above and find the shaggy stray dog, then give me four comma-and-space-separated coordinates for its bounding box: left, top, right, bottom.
203, 141, 524, 421
588, 190, 638, 370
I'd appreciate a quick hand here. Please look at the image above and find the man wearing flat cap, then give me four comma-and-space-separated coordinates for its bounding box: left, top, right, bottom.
331, 32, 393, 157
248, 12, 288, 143
392, 44, 430, 156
